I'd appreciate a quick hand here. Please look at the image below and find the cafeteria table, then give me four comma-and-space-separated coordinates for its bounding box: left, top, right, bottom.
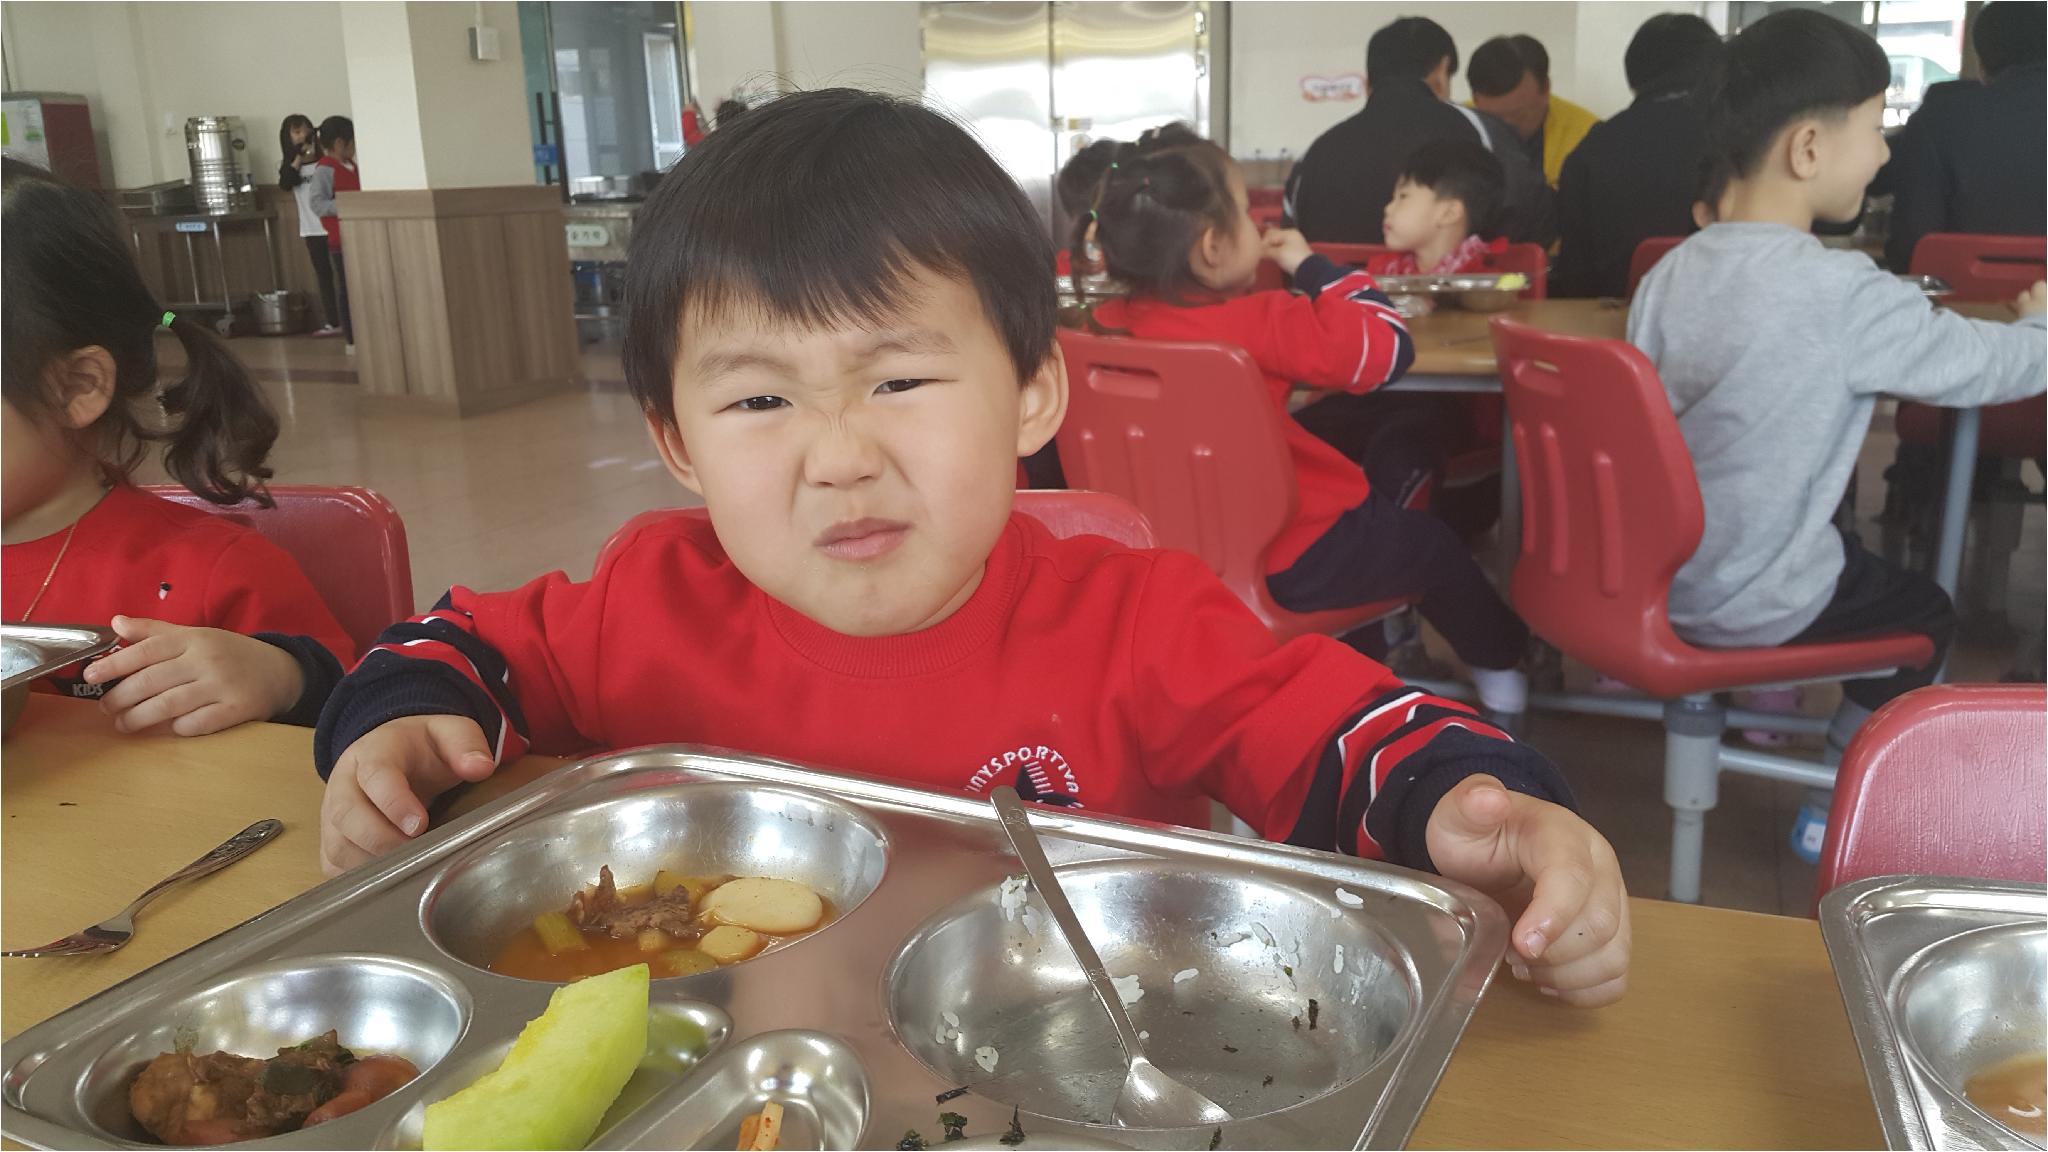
1394, 297, 2019, 612
3, 696, 1885, 1149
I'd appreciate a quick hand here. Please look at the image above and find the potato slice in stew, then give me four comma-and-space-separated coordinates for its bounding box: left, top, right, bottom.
700, 878, 823, 934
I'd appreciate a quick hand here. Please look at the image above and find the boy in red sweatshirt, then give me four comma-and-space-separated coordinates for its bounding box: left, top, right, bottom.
314, 90, 1630, 1006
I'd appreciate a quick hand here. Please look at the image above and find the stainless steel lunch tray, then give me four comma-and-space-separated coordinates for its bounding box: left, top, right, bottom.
1370, 273, 1522, 295
1820, 875, 2046, 1151
1, 624, 117, 690
2, 745, 1509, 1150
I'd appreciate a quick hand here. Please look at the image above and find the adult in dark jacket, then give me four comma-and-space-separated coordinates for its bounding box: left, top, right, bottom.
1287, 16, 1555, 247
1880, 1, 2045, 271
1551, 13, 1724, 298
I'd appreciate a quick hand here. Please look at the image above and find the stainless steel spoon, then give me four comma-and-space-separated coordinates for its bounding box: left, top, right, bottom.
988, 786, 1232, 1129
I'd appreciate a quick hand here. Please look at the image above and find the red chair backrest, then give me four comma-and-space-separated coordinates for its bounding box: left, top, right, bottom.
1054, 329, 1301, 627
1248, 204, 1286, 232
1818, 684, 2047, 900
1909, 233, 2047, 302
599, 490, 1156, 570
1627, 236, 1685, 297
145, 485, 414, 655
1246, 186, 1285, 210
1489, 317, 1706, 695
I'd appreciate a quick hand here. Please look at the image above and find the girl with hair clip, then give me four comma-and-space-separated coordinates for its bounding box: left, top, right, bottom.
1, 159, 353, 735
1081, 126, 1534, 724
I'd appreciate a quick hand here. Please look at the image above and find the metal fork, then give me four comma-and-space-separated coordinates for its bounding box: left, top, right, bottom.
2, 819, 283, 958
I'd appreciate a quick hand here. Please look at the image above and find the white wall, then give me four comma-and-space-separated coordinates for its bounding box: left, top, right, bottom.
1228, 1, 1711, 158
405, 0, 534, 189
689, 1, 782, 108
2, 1, 354, 188
687, 0, 923, 106
774, 2, 923, 96
340, 2, 430, 190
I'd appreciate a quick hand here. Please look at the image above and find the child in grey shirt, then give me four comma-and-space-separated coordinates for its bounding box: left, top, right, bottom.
1628, 10, 2047, 860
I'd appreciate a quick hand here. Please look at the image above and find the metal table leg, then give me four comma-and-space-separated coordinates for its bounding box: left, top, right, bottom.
1933, 406, 1980, 596
212, 222, 232, 310
183, 232, 202, 306
261, 214, 280, 291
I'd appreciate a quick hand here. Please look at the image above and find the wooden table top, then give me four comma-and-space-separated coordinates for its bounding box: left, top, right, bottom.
1401, 295, 2020, 379
1, 696, 1884, 1149
1406, 298, 1630, 378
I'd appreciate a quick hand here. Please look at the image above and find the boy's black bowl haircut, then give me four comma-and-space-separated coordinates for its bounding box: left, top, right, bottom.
622, 88, 1057, 427
1708, 9, 1889, 179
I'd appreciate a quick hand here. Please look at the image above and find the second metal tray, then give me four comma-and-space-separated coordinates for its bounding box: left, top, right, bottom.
1820, 875, 2046, 1151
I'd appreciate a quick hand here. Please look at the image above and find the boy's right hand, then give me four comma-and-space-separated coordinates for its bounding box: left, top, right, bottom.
2012, 281, 2047, 317
1261, 227, 1315, 276
319, 715, 498, 876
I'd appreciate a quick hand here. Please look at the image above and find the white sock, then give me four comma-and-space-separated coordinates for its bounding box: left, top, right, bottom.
1823, 699, 1875, 768
1469, 666, 1528, 715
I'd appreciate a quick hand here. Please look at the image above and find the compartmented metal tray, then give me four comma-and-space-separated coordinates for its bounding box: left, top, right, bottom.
1370, 273, 1523, 295
2, 624, 118, 690
1820, 875, 2046, 1151
2, 745, 1509, 1150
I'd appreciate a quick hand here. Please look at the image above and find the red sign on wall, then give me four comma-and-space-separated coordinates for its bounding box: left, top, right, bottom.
1300, 74, 1366, 102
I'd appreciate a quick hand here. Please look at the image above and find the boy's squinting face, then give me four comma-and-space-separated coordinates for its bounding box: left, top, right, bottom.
651, 269, 1066, 638
1807, 95, 1889, 222
1382, 179, 1460, 252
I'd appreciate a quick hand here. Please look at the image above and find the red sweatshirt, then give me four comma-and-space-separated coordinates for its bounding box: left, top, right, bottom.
3, 484, 354, 724
317, 510, 1571, 867
1088, 256, 1415, 571
316, 156, 359, 252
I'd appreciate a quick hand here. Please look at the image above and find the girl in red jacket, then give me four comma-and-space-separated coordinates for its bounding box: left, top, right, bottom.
1, 159, 353, 734
1081, 127, 1531, 722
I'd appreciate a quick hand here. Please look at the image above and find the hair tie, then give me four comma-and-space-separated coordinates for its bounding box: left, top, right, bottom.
160, 311, 176, 330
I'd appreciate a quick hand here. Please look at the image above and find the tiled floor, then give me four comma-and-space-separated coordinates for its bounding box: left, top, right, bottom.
155, 331, 2045, 917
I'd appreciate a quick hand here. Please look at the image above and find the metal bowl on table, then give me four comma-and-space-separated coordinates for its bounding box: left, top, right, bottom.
1822, 875, 2047, 1150
1896, 921, 2045, 1147
422, 781, 891, 978
887, 859, 1417, 1129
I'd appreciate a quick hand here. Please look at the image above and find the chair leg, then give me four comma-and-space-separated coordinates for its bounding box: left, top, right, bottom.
1966, 459, 2026, 624
1663, 694, 1726, 904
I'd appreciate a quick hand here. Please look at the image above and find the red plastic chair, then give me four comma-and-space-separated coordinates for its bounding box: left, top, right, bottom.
1248, 204, 1286, 233
600, 491, 1156, 570
1054, 329, 1408, 643
146, 485, 414, 656
1627, 236, 1685, 297
1490, 317, 1936, 902
1817, 684, 2046, 901
1909, 233, 2047, 301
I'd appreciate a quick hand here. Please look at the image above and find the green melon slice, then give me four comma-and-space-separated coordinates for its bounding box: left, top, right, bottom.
422, 964, 650, 1150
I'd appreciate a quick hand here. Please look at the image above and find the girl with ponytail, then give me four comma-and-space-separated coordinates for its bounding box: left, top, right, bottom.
1082, 126, 1536, 723
1, 159, 353, 735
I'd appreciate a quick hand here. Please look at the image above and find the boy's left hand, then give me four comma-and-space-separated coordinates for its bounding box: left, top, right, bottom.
1426, 774, 1631, 1007
83, 616, 304, 736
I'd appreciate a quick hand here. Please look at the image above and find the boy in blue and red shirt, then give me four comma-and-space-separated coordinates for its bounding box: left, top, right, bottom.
314, 89, 1630, 1006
